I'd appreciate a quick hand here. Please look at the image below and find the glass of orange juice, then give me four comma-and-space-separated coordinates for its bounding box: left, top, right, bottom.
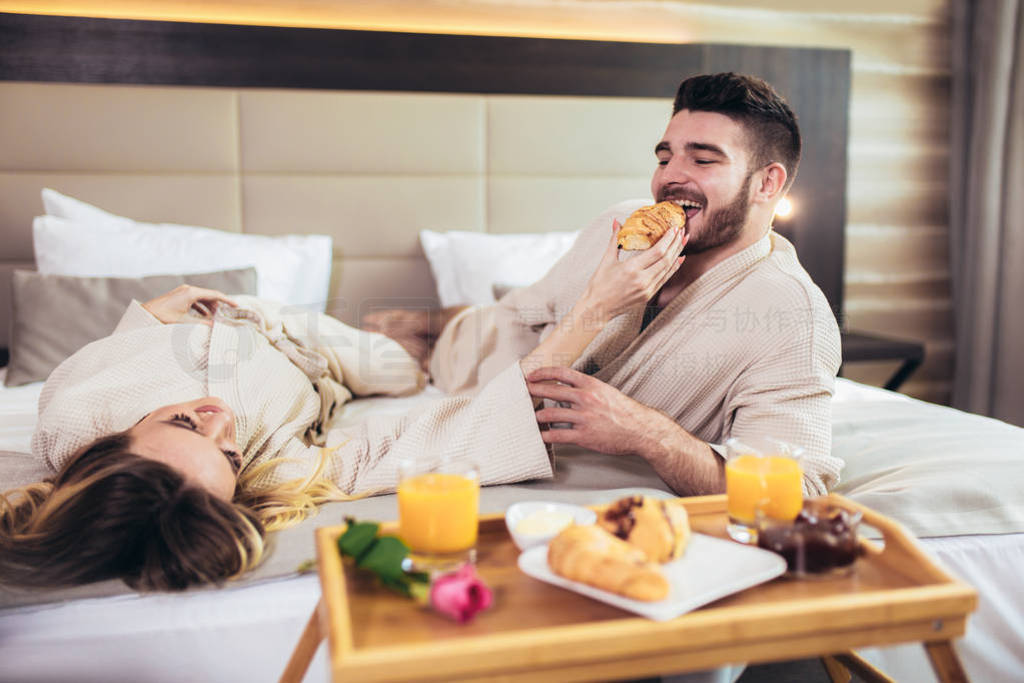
724, 437, 804, 544
397, 457, 480, 573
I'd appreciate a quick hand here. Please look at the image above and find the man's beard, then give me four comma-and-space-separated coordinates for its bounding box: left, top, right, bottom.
659, 171, 753, 255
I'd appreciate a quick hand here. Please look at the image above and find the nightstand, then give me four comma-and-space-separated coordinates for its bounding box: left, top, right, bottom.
840, 330, 925, 391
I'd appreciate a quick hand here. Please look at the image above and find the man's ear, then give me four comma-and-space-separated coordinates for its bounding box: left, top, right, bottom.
752, 163, 787, 204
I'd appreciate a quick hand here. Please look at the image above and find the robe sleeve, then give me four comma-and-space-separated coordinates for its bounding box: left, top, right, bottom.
255, 363, 553, 494
429, 198, 646, 394
427, 300, 548, 395
112, 300, 163, 334
723, 299, 843, 497
227, 296, 425, 397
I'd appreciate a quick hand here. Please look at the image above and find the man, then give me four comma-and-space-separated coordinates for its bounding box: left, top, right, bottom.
364, 73, 842, 497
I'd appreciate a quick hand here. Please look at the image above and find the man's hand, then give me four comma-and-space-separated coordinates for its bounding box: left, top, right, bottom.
142, 285, 237, 326
525, 365, 725, 496
526, 366, 671, 455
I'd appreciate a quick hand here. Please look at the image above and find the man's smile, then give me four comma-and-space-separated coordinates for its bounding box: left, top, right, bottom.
658, 191, 705, 222
672, 198, 703, 221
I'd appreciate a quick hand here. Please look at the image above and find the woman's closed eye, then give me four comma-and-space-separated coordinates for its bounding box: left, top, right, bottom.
171, 413, 198, 429
223, 449, 242, 473
170, 413, 241, 473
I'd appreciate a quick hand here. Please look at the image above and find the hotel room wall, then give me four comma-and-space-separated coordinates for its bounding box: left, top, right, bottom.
0, 84, 663, 348
224, 0, 952, 403
293, 0, 956, 405
0, 0, 953, 404
409, 0, 954, 402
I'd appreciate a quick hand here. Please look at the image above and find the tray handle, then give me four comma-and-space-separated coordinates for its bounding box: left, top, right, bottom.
826, 494, 956, 585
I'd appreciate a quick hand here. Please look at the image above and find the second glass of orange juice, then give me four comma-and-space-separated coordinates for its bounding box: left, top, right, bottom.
724, 437, 804, 544
397, 457, 480, 572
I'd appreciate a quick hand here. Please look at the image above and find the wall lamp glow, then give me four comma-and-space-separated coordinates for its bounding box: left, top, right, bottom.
774, 196, 794, 220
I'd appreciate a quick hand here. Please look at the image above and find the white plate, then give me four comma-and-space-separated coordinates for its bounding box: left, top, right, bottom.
517, 533, 787, 621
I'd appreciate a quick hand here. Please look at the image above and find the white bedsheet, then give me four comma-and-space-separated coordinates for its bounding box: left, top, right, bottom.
862, 532, 1024, 682
0, 574, 325, 683
1, 373, 1021, 682
0, 368, 42, 454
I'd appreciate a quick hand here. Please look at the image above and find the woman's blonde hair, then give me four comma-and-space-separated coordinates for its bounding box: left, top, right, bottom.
0, 434, 353, 591
236, 444, 359, 533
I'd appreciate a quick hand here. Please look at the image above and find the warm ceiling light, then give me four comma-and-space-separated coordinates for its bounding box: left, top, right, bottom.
775, 196, 794, 219
0, 2, 693, 41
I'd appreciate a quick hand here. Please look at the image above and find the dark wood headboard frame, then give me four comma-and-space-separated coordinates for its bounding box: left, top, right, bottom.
0, 12, 850, 320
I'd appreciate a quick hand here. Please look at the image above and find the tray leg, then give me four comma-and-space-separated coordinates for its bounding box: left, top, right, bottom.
280, 599, 325, 683
821, 656, 851, 683
924, 640, 970, 683
826, 651, 895, 683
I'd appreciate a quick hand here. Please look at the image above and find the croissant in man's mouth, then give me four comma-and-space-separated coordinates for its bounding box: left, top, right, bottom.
616, 201, 688, 251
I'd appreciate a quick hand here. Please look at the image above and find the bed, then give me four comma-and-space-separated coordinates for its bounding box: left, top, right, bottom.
2, 373, 1023, 682
1, 12, 1023, 683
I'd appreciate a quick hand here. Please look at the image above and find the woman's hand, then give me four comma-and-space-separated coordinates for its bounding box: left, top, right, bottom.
578, 220, 688, 323
517, 219, 687, 377
142, 285, 238, 325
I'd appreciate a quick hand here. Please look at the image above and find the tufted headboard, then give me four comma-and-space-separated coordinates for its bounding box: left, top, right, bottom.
0, 12, 850, 350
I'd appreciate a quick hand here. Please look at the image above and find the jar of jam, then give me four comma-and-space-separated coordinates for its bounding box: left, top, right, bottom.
757, 498, 862, 576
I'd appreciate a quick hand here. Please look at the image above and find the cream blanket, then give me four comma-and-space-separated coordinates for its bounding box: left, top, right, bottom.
431, 200, 844, 495
33, 297, 553, 493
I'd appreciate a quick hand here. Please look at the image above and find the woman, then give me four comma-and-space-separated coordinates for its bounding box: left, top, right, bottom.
0, 223, 686, 591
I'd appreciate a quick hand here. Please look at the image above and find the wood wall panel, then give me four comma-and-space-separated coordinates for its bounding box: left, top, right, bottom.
846, 226, 950, 275
846, 276, 951, 302
3, 1, 951, 70
850, 72, 951, 145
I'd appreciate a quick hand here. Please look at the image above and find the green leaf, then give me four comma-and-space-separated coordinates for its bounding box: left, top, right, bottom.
357, 536, 410, 583
338, 520, 379, 561
406, 569, 430, 585
380, 576, 413, 598
335, 519, 430, 601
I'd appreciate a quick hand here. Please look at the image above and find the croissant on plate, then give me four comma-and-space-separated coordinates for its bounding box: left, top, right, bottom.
598, 496, 691, 563
617, 201, 687, 251
546, 524, 670, 602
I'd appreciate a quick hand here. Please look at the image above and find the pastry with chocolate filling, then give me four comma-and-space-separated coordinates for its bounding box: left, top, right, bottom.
617, 201, 687, 251
598, 495, 691, 563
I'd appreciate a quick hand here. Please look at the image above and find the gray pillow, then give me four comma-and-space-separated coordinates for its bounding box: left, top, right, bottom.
5, 268, 258, 386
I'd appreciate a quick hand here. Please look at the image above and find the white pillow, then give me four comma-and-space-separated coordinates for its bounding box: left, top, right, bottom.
42, 188, 129, 225
420, 229, 579, 307
37, 189, 332, 310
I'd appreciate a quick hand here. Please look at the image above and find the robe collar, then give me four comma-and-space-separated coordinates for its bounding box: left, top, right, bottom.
574, 229, 775, 377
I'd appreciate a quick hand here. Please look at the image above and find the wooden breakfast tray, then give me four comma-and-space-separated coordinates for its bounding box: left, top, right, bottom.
288, 494, 976, 683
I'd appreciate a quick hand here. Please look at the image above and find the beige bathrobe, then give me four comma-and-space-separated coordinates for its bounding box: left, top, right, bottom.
430, 199, 844, 496
33, 296, 553, 493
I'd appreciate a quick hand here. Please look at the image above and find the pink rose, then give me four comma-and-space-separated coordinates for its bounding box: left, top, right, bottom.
429, 564, 493, 623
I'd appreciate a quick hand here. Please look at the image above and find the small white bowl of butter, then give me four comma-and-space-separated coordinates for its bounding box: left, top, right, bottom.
505, 501, 597, 551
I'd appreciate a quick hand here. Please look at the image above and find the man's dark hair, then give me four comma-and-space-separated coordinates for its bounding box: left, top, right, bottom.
673, 73, 801, 192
